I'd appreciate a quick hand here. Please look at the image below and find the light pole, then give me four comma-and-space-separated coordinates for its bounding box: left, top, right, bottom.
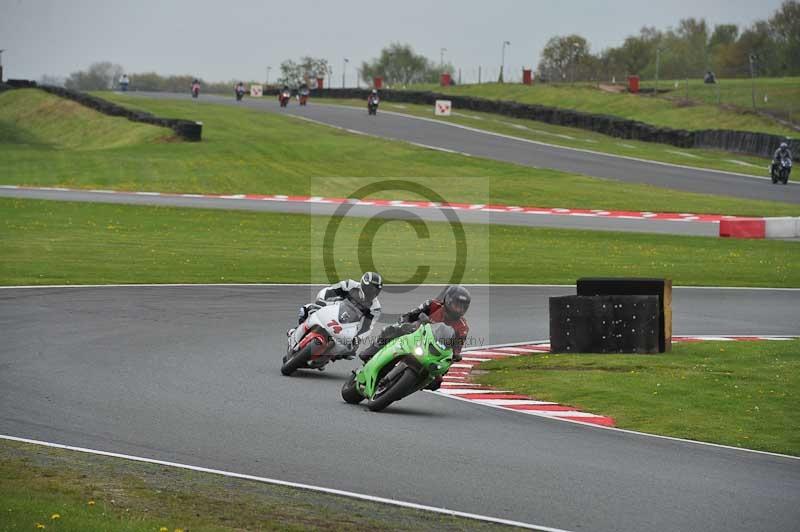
440, 47, 447, 69
571, 42, 580, 85
266, 66, 271, 86
0, 50, 5, 83
342, 58, 349, 88
500, 40, 510, 83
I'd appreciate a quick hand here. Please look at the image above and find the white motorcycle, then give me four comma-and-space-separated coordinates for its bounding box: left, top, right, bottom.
281, 294, 370, 376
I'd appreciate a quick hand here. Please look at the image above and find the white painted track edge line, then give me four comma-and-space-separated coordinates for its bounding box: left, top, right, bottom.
314, 101, 783, 183
0, 434, 570, 532
447, 340, 800, 460
428, 390, 799, 460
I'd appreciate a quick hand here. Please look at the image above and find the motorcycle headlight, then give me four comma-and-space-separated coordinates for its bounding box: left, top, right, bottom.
414, 345, 424, 356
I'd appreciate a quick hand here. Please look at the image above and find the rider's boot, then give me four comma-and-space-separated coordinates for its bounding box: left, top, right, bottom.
425, 376, 443, 391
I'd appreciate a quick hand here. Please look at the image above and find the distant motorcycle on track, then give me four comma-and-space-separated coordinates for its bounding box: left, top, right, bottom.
279, 89, 291, 108
771, 157, 792, 185
367, 90, 380, 115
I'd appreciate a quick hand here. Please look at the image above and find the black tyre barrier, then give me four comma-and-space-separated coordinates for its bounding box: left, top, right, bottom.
549, 295, 661, 354
4, 81, 202, 141
313, 88, 796, 159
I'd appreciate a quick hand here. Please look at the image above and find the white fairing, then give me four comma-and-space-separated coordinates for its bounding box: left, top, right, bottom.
289, 299, 378, 358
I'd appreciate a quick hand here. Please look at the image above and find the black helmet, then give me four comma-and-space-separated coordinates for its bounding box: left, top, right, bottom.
359, 272, 383, 304
443, 285, 470, 320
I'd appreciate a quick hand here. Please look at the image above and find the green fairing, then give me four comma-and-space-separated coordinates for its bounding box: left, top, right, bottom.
355, 323, 454, 399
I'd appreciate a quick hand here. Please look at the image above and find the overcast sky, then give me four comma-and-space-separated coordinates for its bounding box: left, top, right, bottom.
0, 0, 785, 84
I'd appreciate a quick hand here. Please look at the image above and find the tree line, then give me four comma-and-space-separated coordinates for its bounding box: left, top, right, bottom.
537, 0, 799, 82
54, 62, 259, 93
43, 0, 798, 92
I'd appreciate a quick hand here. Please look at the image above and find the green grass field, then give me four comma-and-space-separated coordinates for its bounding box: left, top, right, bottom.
405, 81, 797, 136
317, 97, 776, 177
2, 89, 799, 217
474, 340, 800, 455
0, 440, 514, 532
638, 76, 800, 122
2, 198, 798, 287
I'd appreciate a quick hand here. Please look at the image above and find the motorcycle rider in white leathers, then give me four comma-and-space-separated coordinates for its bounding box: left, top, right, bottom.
290, 272, 383, 347
771, 142, 793, 175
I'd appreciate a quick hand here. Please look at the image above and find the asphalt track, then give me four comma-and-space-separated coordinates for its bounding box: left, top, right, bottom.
0, 186, 718, 236
133, 91, 800, 204
2, 284, 799, 532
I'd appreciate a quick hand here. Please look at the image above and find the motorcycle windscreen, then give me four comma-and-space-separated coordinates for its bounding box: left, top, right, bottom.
337, 300, 363, 324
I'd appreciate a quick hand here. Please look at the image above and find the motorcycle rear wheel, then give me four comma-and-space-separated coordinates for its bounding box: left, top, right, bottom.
281, 339, 320, 376
366, 369, 418, 412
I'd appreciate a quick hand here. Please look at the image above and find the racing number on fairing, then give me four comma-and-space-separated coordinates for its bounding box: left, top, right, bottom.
327, 320, 343, 334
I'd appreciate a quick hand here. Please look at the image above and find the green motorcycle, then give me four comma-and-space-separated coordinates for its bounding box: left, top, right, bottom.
341, 322, 455, 412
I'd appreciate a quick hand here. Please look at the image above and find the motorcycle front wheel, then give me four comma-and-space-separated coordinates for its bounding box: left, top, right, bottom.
281, 338, 321, 376
366, 369, 418, 412
341, 373, 364, 404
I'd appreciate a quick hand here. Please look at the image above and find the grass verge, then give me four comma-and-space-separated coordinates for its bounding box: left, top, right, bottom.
2, 198, 798, 287
404, 81, 797, 136
3, 89, 799, 217
638, 77, 800, 124
0, 89, 173, 149
316, 97, 775, 177
474, 340, 800, 456
0, 439, 521, 531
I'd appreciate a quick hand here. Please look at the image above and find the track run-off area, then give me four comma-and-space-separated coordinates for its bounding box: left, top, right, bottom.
1, 284, 799, 532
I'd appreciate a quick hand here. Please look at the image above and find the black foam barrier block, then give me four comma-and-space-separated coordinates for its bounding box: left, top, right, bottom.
550, 295, 660, 354
577, 278, 671, 352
